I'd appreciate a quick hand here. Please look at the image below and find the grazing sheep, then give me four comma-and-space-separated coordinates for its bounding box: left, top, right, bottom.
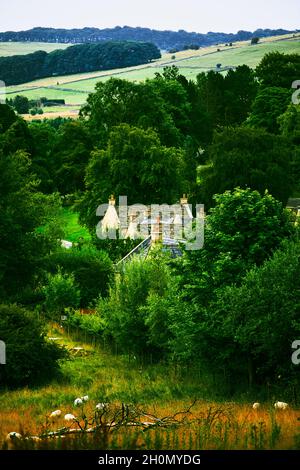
74, 398, 83, 407
252, 402, 260, 410
274, 401, 288, 410
82, 395, 89, 402
6, 432, 22, 441
64, 413, 76, 422
96, 402, 108, 410
50, 410, 62, 420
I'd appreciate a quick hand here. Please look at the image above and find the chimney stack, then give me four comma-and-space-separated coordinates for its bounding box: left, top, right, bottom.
151, 216, 163, 243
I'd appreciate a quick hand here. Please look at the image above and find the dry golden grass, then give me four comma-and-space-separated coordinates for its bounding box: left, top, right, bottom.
1, 324, 299, 450
1, 399, 299, 450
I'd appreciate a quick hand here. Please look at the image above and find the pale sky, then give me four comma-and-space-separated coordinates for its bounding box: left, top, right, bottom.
0, 0, 299, 33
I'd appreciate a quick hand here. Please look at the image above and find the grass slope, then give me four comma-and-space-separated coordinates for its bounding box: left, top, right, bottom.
3, 34, 300, 118
0, 323, 299, 449
0, 42, 70, 57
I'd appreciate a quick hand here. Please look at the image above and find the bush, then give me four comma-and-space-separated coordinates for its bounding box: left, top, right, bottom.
99, 250, 172, 356
0, 304, 65, 387
67, 311, 106, 337
43, 270, 80, 318
202, 240, 300, 388
47, 245, 113, 307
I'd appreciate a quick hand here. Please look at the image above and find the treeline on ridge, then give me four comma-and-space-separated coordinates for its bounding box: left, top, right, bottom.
0, 40, 161, 85
0, 26, 297, 50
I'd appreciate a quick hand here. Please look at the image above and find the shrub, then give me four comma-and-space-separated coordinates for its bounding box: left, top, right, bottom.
47, 245, 113, 307
43, 269, 80, 318
0, 304, 65, 387
98, 250, 172, 355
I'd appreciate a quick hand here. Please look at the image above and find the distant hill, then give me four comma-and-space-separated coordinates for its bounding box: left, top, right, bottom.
0, 26, 298, 51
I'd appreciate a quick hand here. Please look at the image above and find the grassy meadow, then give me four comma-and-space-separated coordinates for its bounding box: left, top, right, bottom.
3, 34, 300, 118
37, 207, 91, 243
1, 323, 300, 450
0, 41, 70, 56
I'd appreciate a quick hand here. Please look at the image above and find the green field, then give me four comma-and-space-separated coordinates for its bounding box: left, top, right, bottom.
3, 35, 300, 115
38, 207, 91, 243
0, 41, 70, 56
58, 207, 91, 243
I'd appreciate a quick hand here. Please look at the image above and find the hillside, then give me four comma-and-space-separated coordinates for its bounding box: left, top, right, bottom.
0, 41, 69, 56
0, 25, 298, 50
5, 34, 300, 119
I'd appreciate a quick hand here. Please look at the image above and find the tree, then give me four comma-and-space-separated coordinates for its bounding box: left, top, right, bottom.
202, 241, 300, 388
47, 246, 112, 307
29, 121, 57, 193
196, 71, 226, 127
278, 104, 300, 142
0, 42, 161, 86
179, 188, 295, 306
79, 124, 185, 231
12, 95, 29, 114
0, 304, 65, 387
224, 65, 258, 125
99, 251, 172, 356
247, 86, 291, 133
52, 120, 93, 194
251, 37, 259, 45
198, 127, 294, 208
196, 66, 258, 128
171, 189, 296, 377
0, 103, 17, 133
0, 149, 61, 299
80, 77, 183, 147
256, 52, 300, 88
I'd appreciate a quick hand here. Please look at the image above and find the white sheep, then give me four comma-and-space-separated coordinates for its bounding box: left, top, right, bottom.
252, 402, 261, 410
74, 398, 83, 407
50, 410, 62, 420
96, 402, 109, 411
82, 395, 89, 402
6, 432, 22, 441
274, 401, 288, 410
64, 413, 76, 422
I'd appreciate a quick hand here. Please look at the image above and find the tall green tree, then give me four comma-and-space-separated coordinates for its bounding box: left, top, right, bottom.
201, 240, 300, 387
80, 78, 183, 147
52, 120, 93, 194
0, 103, 17, 133
79, 124, 185, 231
256, 51, 300, 88
247, 86, 291, 133
12, 95, 30, 114
0, 149, 60, 299
198, 127, 294, 208
180, 188, 295, 306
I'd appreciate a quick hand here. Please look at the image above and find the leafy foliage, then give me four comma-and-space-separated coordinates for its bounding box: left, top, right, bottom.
0, 303, 65, 387
180, 188, 295, 305
43, 269, 80, 317
47, 245, 113, 307
256, 52, 300, 88
79, 124, 185, 231
0, 148, 61, 299
0, 41, 161, 85
198, 127, 294, 207
98, 251, 172, 356
0, 26, 292, 50
201, 240, 300, 384
247, 86, 291, 133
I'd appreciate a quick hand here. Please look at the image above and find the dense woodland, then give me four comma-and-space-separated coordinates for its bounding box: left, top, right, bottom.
1, 51, 300, 398
0, 41, 161, 85
0, 26, 297, 50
